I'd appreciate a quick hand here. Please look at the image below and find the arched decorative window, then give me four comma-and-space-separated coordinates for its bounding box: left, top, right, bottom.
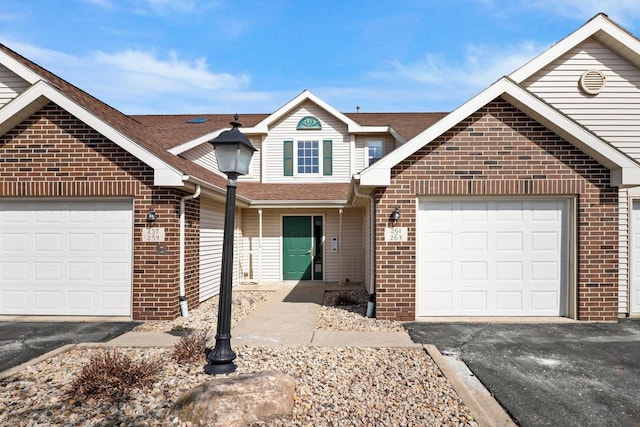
296, 116, 322, 130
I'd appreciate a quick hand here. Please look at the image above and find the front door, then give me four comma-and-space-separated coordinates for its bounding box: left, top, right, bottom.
283, 216, 312, 280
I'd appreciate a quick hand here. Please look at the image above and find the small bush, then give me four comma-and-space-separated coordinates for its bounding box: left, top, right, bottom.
171, 329, 210, 364
66, 349, 161, 402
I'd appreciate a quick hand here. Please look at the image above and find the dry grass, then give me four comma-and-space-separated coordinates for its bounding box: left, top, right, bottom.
171, 329, 210, 364
66, 349, 161, 402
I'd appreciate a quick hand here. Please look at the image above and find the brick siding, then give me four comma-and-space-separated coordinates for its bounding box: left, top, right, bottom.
375, 98, 618, 321
0, 103, 200, 320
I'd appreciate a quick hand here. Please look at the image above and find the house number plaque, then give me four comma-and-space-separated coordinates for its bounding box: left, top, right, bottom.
384, 227, 408, 242
142, 227, 165, 242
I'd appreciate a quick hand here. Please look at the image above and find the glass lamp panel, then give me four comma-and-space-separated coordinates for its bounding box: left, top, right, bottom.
236, 144, 254, 175
214, 143, 240, 174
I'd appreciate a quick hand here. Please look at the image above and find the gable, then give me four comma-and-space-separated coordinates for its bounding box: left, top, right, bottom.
0, 63, 30, 107
392, 99, 610, 187
0, 103, 152, 196
359, 78, 640, 188
263, 100, 351, 183
524, 38, 640, 162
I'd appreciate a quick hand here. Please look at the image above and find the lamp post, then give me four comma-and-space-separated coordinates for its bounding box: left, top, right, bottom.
204, 115, 256, 375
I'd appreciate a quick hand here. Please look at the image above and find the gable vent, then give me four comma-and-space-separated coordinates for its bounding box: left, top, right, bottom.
579, 70, 606, 95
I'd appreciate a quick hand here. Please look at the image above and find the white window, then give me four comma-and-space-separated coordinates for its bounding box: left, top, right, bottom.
297, 140, 320, 174
367, 140, 383, 165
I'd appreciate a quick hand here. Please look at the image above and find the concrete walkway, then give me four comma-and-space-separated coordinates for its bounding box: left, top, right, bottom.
108, 281, 418, 348
232, 281, 418, 347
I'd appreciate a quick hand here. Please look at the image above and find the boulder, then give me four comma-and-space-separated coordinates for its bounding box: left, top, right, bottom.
172, 370, 295, 426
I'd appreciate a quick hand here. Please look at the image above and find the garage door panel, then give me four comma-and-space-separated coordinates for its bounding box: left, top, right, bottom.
496, 232, 523, 251
461, 291, 487, 310
495, 292, 522, 310
0, 200, 132, 316
418, 199, 568, 317
531, 291, 558, 310
630, 201, 640, 314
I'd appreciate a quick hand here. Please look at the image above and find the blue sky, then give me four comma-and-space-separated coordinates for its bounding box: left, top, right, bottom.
0, 1, 638, 115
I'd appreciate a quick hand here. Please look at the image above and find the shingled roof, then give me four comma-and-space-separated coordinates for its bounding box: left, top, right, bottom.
0, 42, 447, 204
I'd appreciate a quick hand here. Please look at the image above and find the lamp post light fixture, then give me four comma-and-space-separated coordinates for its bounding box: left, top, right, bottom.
204, 115, 256, 375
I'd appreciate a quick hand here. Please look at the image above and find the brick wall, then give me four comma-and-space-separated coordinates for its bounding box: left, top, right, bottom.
375, 98, 618, 321
0, 102, 201, 320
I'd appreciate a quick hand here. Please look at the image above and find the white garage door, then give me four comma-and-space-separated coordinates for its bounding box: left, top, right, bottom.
631, 201, 640, 314
417, 199, 568, 316
199, 198, 224, 301
0, 200, 132, 316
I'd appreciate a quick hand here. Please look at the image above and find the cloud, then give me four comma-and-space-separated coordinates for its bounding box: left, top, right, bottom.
92, 50, 248, 92
133, 0, 202, 15
0, 38, 255, 113
527, 0, 640, 24
477, 0, 640, 28
81, 0, 113, 8
366, 41, 547, 111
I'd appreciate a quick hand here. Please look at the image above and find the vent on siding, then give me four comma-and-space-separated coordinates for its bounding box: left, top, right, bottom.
579, 70, 606, 95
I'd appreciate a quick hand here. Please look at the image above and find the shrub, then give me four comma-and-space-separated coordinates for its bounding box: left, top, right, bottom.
171, 329, 210, 364
66, 349, 161, 402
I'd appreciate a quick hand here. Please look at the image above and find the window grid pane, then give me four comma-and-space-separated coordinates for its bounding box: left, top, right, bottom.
297, 140, 319, 174
368, 141, 383, 165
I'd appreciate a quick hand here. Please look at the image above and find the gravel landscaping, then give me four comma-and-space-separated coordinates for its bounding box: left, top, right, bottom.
0, 288, 478, 426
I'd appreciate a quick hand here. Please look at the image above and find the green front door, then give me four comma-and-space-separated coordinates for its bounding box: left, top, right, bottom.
283, 216, 312, 280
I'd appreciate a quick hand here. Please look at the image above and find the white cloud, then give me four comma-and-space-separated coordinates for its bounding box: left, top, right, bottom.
0, 38, 254, 113
528, 0, 640, 24
478, 0, 640, 28
81, 0, 113, 8
366, 41, 547, 111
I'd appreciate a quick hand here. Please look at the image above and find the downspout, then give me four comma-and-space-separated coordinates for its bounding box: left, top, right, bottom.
258, 208, 263, 283
338, 208, 343, 284
353, 184, 376, 318
179, 184, 201, 317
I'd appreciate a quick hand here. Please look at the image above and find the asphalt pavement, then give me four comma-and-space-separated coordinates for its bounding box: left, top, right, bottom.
0, 321, 138, 372
405, 320, 640, 427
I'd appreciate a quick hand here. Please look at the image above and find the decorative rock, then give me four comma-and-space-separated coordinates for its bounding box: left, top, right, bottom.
171, 370, 295, 427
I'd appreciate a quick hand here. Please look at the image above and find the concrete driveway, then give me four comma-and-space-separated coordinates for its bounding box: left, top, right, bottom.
405, 320, 640, 427
0, 321, 138, 373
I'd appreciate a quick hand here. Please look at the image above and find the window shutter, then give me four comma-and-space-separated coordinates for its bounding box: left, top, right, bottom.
323, 139, 332, 176
283, 140, 293, 176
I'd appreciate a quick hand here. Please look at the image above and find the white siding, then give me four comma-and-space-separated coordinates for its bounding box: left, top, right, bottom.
242, 209, 282, 281
199, 198, 224, 301
619, 187, 629, 314
524, 39, 640, 161
354, 135, 394, 172
241, 208, 364, 283
0, 64, 29, 108
263, 101, 351, 183
181, 138, 262, 181
324, 208, 365, 282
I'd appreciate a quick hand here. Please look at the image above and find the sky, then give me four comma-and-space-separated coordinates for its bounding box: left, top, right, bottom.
0, 1, 639, 116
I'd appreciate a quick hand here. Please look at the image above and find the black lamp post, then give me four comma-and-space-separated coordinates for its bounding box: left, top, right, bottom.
204, 115, 256, 375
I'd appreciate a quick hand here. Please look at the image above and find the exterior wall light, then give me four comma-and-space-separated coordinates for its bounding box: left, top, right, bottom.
390, 207, 401, 223
204, 115, 256, 376
146, 208, 158, 222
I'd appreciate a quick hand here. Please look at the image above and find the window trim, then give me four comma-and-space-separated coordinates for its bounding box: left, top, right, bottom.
367, 139, 384, 166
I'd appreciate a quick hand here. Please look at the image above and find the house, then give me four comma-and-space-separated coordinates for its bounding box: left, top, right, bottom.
0, 42, 443, 319
1, 13, 640, 322
359, 13, 640, 322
